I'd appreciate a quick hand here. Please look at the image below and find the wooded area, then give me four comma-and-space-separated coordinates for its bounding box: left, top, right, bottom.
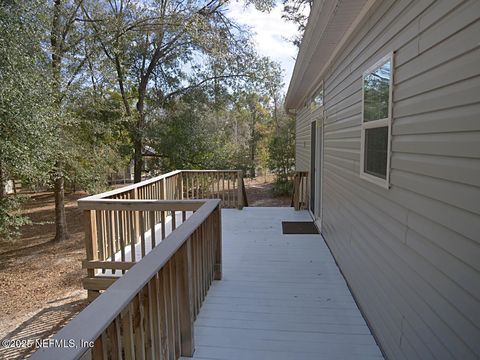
0, 0, 310, 243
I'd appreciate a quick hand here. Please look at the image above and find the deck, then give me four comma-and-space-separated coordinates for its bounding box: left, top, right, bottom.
185, 207, 383, 360
31, 171, 382, 359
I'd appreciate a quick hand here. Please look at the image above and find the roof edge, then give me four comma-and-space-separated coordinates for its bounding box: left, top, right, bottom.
285, 0, 378, 111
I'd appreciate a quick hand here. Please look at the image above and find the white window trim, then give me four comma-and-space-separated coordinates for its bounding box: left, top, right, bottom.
360, 52, 393, 189
310, 82, 324, 110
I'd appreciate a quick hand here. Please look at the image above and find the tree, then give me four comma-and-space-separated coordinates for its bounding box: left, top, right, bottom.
67, 91, 131, 193
142, 55, 286, 179
236, 92, 271, 177
0, 0, 290, 241
0, 1, 53, 239
281, 0, 313, 47
49, 0, 89, 241
268, 107, 295, 195
48, 0, 125, 241
82, 0, 276, 183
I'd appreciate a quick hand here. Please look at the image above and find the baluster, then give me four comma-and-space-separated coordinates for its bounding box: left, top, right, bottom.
177, 240, 194, 356
150, 211, 156, 248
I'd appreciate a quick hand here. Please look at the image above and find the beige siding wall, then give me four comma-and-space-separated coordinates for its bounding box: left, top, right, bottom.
295, 106, 312, 171
296, 105, 324, 171
304, 1, 480, 359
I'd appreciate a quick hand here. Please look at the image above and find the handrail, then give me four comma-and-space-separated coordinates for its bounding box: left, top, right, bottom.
180, 170, 245, 209
78, 199, 206, 211
79, 170, 244, 301
31, 199, 221, 360
81, 170, 182, 201
80, 169, 245, 209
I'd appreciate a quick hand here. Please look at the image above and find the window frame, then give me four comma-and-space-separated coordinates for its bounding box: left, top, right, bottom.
310, 82, 324, 110
360, 53, 393, 189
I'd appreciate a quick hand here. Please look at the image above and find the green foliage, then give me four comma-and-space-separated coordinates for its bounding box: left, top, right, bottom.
0, 1, 53, 182
271, 177, 293, 197
141, 57, 285, 178
0, 196, 30, 241
0, 1, 53, 239
0, 0, 292, 240
65, 92, 131, 193
281, 0, 312, 47
268, 109, 296, 196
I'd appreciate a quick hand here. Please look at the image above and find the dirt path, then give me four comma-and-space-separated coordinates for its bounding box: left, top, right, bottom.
243, 175, 291, 207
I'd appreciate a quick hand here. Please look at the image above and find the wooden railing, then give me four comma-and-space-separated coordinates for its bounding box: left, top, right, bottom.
31, 199, 221, 360
80, 199, 204, 299
92, 170, 246, 209
79, 170, 244, 299
291, 171, 309, 210
182, 170, 248, 208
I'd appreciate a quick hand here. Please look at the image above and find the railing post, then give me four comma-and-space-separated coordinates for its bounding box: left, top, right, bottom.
84, 210, 99, 301
133, 188, 141, 247
161, 178, 166, 200
292, 172, 307, 211
213, 206, 222, 280
292, 173, 297, 210
177, 240, 195, 356
304, 172, 308, 210
177, 173, 184, 200
237, 170, 244, 210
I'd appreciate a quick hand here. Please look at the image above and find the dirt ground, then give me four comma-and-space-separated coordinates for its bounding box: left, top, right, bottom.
0, 192, 89, 359
243, 174, 291, 207
0, 176, 290, 359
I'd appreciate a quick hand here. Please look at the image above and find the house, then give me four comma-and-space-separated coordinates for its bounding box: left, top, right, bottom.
285, 0, 480, 359
32, 170, 387, 360
2, 179, 21, 194
109, 147, 160, 185
27, 2, 480, 359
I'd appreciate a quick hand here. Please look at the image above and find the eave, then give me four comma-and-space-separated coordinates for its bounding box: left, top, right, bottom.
285, 0, 375, 111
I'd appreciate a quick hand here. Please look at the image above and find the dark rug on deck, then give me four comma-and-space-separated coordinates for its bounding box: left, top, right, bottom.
281, 221, 319, 234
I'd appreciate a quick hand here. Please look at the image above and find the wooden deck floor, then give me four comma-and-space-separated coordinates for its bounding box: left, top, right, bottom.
183, 207, 383, 360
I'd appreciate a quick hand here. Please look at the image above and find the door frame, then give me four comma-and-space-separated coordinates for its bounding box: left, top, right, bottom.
309, 113, 324, 232
309, 121, 316, 214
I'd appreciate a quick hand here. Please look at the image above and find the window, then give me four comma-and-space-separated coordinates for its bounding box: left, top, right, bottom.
310, 84, 324, 109
360, 54, 393, 188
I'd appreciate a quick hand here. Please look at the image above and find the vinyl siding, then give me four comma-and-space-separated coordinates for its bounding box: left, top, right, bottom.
297, 0, 480, 359
295, 106, 312, 171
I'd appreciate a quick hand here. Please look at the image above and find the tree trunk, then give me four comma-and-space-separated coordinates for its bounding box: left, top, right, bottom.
250, 111, 257, 178
51, 0, 68, 241
115, 54, 131, 117
273, 96, 279, 135
250, 126, 256, 178
134, 96, 145, 183
53, 163, 68, 242
133, 130, 143, 183
133, 37, 165, 183
0, 162, 5, 199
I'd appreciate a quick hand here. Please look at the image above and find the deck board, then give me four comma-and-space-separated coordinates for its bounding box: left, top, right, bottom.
183, 207, 383, 359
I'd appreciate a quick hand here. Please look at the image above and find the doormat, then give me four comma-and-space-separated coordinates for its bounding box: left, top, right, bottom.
282, 221, 319, 234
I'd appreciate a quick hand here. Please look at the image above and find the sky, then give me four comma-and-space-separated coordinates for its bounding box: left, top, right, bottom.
226, 2, 301, 93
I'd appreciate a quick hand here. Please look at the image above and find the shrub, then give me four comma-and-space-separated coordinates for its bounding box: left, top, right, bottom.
0, 195, 30, 241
